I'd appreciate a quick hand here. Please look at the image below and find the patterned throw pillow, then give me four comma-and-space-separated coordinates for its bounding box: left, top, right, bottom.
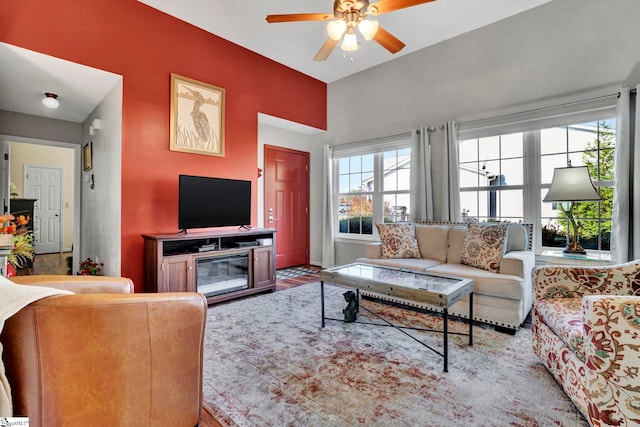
460, 221, 509, 272
376, 223, 421, 259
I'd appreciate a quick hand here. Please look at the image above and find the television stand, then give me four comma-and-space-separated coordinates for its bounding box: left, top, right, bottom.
142, 228, 277, 304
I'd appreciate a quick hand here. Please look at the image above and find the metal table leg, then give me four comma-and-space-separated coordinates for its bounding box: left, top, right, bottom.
321, 281, 325, 328
469, 292, 473, 346
443, 307, 448, 373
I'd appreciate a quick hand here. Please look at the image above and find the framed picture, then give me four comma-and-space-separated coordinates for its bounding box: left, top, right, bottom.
83, 143, 92, 171
170, 73, 225, 157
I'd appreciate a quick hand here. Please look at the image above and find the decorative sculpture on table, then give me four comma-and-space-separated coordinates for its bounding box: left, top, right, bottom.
342, 290, 359, 322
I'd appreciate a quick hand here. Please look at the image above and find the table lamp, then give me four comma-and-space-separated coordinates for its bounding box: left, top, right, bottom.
543, 163, 601, 254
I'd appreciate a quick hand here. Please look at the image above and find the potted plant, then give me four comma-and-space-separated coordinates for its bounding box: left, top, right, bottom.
0, 214, 34, 276
78, 258, 103, 275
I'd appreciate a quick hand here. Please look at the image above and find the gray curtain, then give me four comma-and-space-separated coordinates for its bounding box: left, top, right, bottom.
612, 86, 640, 262
431, 121, 461, 221
410, 127, 434, 221
321, 144, 335, 267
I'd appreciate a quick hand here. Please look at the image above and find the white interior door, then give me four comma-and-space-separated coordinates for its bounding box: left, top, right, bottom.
25, 165, 62, 254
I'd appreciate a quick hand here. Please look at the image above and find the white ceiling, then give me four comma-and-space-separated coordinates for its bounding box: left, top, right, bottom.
0, 0, 551, 124
0, 43, 121, 124
139, 0, 552, 83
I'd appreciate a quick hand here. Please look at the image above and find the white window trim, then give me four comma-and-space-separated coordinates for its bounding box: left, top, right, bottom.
333, 134, 412, 240
459, 102, 616, 254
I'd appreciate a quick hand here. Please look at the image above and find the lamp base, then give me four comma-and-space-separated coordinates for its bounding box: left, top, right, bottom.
563, 245, 586, 255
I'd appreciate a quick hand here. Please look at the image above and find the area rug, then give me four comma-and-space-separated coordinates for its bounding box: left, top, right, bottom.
202, 282, 587, 426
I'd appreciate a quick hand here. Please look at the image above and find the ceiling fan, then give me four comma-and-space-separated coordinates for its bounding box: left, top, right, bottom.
266, 0, 436, 61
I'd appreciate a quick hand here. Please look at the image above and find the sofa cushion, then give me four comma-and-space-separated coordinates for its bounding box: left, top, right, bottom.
535, 298, 585, 361
460, 221, 508, 272
428, 263, 526, 300
446, 226, 467, 264
506, 223, 528, 252
356, 257, 444, 271
375, 223, 421, 259
414, 224, 449, 262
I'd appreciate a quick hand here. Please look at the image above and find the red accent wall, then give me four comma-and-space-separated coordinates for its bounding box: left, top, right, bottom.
2, 0, 327, 290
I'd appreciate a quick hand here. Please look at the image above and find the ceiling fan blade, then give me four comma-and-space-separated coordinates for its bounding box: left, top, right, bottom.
266, 13, 333, 23
369, 0, 435, 15
313, 38, 339, 61
373, 27, 406, 54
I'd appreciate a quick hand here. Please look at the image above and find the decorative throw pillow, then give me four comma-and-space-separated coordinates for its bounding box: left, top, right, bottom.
375, 223, 421, 259
460, 221, 509, 273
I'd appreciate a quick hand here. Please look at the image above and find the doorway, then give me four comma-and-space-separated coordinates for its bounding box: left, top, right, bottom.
264, 145, 310, 269
24, 165, 63, 254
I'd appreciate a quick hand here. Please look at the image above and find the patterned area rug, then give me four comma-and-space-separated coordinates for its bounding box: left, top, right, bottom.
275, 266, 319, 280
202, 283, 587, 426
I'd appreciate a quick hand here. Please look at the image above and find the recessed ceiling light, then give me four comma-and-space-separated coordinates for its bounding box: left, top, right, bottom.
42, 92, 59, 109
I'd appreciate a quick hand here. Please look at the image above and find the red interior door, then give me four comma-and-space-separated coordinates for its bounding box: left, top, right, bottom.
264, 145, 309, 269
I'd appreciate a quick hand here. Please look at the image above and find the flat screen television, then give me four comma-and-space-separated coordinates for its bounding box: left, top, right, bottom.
179, 175, 251, 230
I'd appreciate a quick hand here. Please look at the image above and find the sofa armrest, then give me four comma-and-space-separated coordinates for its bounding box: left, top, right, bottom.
582, 295, 640, 426
10, 275, 134, 294
365, 242, 383, 259
2, 292, 206, 426
532, 260, 640, 302
500, 250, 534, 279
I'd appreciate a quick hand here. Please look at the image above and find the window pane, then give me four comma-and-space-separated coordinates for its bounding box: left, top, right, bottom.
500, 133, 523, 158
501, 158, 523, 186
362, 154, 374, 172
478, 136, 500, 159
460, 191, 478, 218
383, 194, 410, 223
459, 139, 477, 163
498, 189, 523, 219
350, 156, 361, 173
459, 163, 480, 188
397, 168, 410, 191
541, 127, 567, 154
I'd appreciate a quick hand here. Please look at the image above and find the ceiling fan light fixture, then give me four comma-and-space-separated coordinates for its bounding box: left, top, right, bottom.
42, 92, 59, 109
341, 31, 358, 51
358, 19, 379, 40
327, 20, 347, 40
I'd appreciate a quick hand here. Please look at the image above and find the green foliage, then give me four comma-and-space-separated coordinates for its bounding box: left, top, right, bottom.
339, 216, 373, 234
572, 122, 614, 245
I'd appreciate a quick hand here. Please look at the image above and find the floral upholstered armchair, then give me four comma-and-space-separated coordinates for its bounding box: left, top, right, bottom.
532, 260, 640, 427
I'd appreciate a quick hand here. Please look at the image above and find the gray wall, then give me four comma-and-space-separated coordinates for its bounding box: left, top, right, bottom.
308, 0, 640, 266
80, 80, 122, 276
0, 110, 82, 144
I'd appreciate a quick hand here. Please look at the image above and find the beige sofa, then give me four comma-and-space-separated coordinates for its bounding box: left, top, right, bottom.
356, 221, 535, 332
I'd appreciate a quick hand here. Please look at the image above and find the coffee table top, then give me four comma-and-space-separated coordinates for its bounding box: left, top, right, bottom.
320, 263, 473, 308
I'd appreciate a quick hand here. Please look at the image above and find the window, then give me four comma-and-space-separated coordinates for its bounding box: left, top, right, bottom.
336, 147, 411, 238
459, 119, 615, 252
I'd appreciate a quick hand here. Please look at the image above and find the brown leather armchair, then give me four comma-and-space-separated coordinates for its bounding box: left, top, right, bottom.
2, 275, 207, 427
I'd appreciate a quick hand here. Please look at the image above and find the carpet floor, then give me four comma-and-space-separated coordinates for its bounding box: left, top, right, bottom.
202, 282, 587, 426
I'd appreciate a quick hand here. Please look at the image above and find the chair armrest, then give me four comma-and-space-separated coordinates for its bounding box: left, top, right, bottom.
365, 243, 383, 259
582, 295, 640, 426
500, 250, 534, 279
532, 260, 640, 302
10, 275, 134, 294
2, 292, 206, 426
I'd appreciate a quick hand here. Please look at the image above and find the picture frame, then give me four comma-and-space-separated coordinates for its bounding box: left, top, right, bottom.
83, 143, 92, 172
170, 73, 225, 157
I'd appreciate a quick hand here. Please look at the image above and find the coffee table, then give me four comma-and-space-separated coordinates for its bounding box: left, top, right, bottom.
319, 263, 474, 372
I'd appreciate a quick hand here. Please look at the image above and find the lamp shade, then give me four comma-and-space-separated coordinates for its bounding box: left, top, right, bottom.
327, 20, 347, 40
358, 19, 379, 40
543, 166, 601, 202
341, 32, 358, 51
42, 93, 59, 109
